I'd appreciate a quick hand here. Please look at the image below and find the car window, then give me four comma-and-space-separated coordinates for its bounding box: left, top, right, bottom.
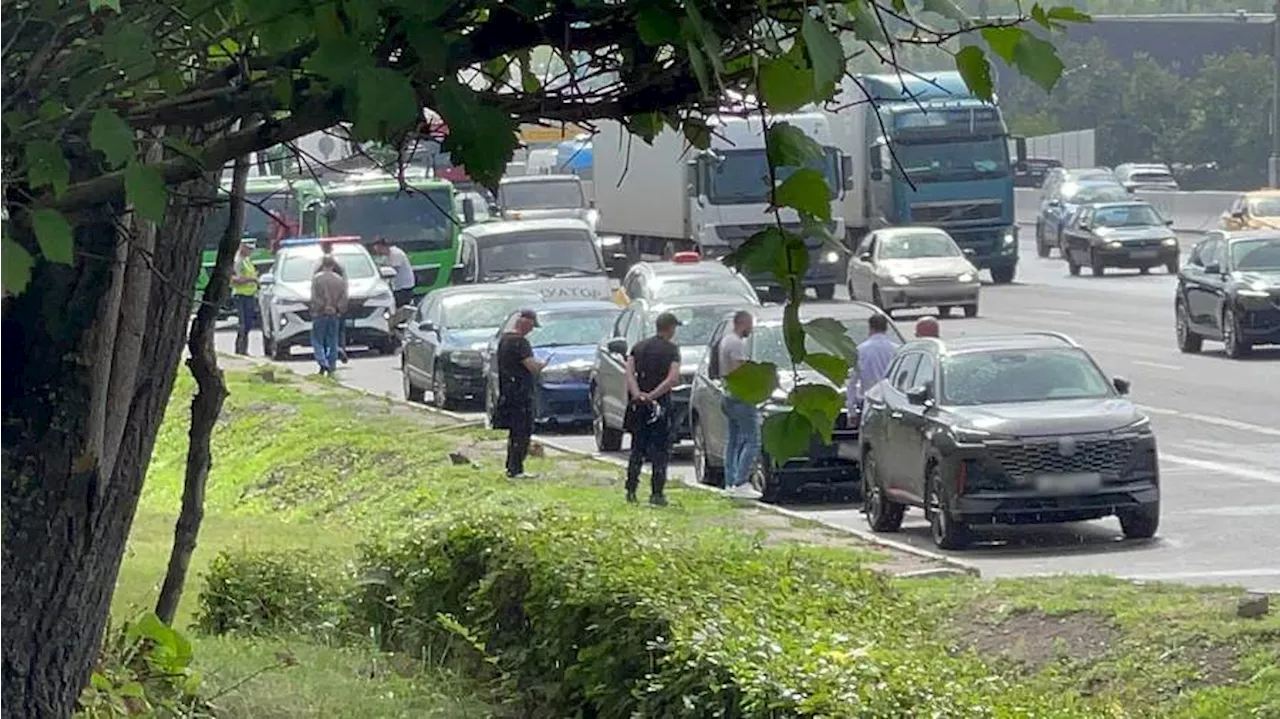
910, 354, 936, 390
278, 248, 376, 282
1092, 205, 1163, 227
612, 309, 632, 339
528, 310, 618, 347
1231, 237, 1280, 271
622, 270, 645, 300
417, 296, 436, 322
707, 321, 729, 378
440, 295, 535, 330
1209, 239, 1228, 269
891, 354, 922, 393
1248, 196, 1280, 217
877, 232, 961, 260
941, 348, 1113, 406
626, 310, 646, 345
654, 275, 754, 301
1187, 239, 1211, 268
477, 229, 603, 278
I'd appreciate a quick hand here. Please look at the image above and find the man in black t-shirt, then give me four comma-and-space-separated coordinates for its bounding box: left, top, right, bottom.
624, 311, 682, 505
495, 309, 546, 478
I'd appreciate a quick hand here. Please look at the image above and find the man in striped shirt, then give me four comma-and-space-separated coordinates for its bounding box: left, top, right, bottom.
846, 313, 899, 419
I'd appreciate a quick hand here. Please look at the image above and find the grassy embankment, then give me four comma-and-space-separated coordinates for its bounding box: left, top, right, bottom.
115, 365, 1280, 717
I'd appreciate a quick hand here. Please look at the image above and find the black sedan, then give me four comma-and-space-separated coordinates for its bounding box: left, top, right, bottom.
401, 286, 545, 408
1176, 230, 1280, 358
1034, 178, 1128, 258
1060, 202, 1179, 276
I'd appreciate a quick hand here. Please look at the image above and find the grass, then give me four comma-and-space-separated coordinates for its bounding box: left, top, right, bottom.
121, 365, 1280, 717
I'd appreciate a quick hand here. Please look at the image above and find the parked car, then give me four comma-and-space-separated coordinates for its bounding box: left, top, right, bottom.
1114, 163, 1179, 193
1175, 230, 1280, 358
846, 226, 981, 318
591, 295, 751, 452
689, 302, 902, 502
401, 286, 545, 408
452, 218, 615, 304
619, 252, 761, 306
1222, 189, 1280, 231
1059, 201, 1179, 277
1035, 179, 1129, 258
259, 238, 398, 360
482, 301, 620, 429
860, 332, 1160, 550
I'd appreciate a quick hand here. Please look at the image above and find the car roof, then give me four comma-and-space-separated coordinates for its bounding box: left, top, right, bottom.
634, 259, 740, 276
1223, 229, 1280, 242
928, 332, 1080, 356
874, 226, 952, 239
1085, 201, 1155, 210
642, 294, 754, 312
499, 174, 581, 185
1243, 189, 1280, 199
464, 218, 593, 237
527, 300, 620, 314
429, 285, 545, 301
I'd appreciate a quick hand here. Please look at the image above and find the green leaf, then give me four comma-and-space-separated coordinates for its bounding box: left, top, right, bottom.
846, 0, 888, 43
954, 45, 994, 102
103, 24, 156, 81
804, 351, 850, 387
723, 227, 786, 276
306, 35, 368, 84
801, 14, 844, 93
125, 162, 168, 222
2, 234, 35, 295
627, 113, 665, 144
685, 42, 711, 95
758, 59, 813, 114
38, 100, 66, 122
352, 67, 420, 140
762, 410, 814, 466
31, 208, 74, 264
433, 79, 519, 189
725, 361, 779, 405
1030, 4, 1051, 29
767, 122, 822, 169
773, 168, 832, 220
516, 50, 541, 93
922, 0, 969, 23
682, 118, 711, 150
1011, 31, 1065, 92
1047, 5, 1091, 23
636, 5, 681, 46
90, 0, 121, 13
779, 235, 810, 290
980, 26, 1022, 64
89, 109, 135, 169
26, 140, 70, 197
804, 317, 857, 359
789, 384, 843, 444
783, 298, 806, 362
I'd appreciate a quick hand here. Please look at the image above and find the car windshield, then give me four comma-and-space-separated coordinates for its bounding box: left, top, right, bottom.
200, 190, 295, 249
499, 180, 584, 210
442, 296, 534, 330
751, 319, 893, 367
654, 275, 753, 300
941, 348, 1113, 405
662, 305, 741, 346
1247, 197, 1280, 217
1092, 205, 1163, 227
1071, 170, 1113, 182
1231, 238, 1280, 271
456, 193, 493, 223
1064, 184, 1128, 203
327, 188, 453, 252
1130, 172, 1174, 185
478, 229, 604, 278
278, 249, 377, 282
878, 232, 961, 260
707, 148, 840, 204
529, 310, 618, 347
896, 139, 1009, 183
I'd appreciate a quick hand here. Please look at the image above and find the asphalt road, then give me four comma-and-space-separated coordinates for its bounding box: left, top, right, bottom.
214, 226, 1280, 591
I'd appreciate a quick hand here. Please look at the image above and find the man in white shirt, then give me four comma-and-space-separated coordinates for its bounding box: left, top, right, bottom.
371, 237, 416, 307
718, 310, 759, 490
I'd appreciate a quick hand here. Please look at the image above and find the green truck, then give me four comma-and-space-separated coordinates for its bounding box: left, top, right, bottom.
299, 172, 467, 296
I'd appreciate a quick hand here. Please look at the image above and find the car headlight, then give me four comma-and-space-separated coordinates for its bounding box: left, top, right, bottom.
823, 251, 840, 264
599, 234, 622, 247
1161, 237, 1177, 246
957, 272, 975, 283
1111, 416, 1152, 435
1107, 241, 1122, 249
948, 426, 994, 443
892, 275, 911, 286
1002, 229, 1016, 245
1239, 282, 1271, 298
543, 360, 592, 384
445, 350, 483, 368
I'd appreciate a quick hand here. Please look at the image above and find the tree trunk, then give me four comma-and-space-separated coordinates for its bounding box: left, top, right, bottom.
154, 156, 249, 625
1, 164, 217, 717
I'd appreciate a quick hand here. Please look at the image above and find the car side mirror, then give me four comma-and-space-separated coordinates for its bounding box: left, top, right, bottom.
858, 252, 872, 263
961, 248, 976, 257
1112, 377, 1131, 395
418, 321, 436, 333
906, 384, 932, 405
379, 266, 396, 279
1203, 262, 1221, 275
870, 168, 884, 182
1230, 210, 1246, 219
1046, 199, 1061, 208
451, 263, 470, 283
607, 337, 627, 355
1125, 186, 1136, 194
462, 198, 476, 225
259, 273, 275, 286
1164, 219, 1174, 226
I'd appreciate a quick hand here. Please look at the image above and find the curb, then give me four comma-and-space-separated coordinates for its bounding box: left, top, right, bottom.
220, 351, 981, 579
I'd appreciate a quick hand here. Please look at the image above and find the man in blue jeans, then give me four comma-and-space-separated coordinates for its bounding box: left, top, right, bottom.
718, 310, 759, 491
309, 255, 348, 375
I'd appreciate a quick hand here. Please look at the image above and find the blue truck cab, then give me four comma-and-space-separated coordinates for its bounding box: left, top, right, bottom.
841, 72, 1026, 284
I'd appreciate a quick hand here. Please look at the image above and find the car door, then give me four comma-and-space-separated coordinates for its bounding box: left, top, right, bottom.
1200, 238, 1232, 337
695, 320, 732, 462
418, 298, 446, 376
894, 352, 937, 500
881, 352, 922, 495
1184, 236, 1223, 335
621, 268, 647, 303
848, 234, 878, 300
1061, 206, 1093, 262
597, 308, 634, 428
402, 296, 435, 383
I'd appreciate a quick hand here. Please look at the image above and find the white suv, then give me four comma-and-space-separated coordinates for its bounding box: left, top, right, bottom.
259, 240, 398, 359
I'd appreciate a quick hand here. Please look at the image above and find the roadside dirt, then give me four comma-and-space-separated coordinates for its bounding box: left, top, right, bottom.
958, 608, 1119, 672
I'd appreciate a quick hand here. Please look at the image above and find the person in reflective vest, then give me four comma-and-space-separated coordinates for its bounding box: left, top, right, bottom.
230, 239, 259, 355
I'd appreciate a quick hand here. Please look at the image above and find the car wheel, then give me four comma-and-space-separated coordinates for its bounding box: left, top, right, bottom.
403, 361, 425, 403
1165, 259, 1179, 274
1089, 251, 1106, 276
1036, 239, 1050, 258
962, 303, 979, 318
751, 455, 782, 504
862, 450, 904, 532
990, 265, 1015, 284
430, 364, 453, 410
271, 338, 290, 361
483, 381, 496, 428
1175, 302, 1203, 354
1118, 501, 1160, 540
937, 305, 953, 318
927, 465, 970, 550
1139, 266, 1151, 275
592, 387, 622, 452
871, 286, 884, 309
814, 284, 835, 301
693, 420, 724, 487
262, 334, 275, 358
1222, 306, 1251, 358
846, 279, 857, 301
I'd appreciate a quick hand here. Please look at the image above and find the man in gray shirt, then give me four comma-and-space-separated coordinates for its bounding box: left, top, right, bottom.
718, 310, 759, 490
310, 255, 349, 376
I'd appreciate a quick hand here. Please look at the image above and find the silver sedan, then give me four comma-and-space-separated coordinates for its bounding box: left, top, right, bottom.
846, 226, 982, 318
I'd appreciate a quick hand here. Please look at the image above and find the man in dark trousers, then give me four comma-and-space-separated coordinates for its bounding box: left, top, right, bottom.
495, 308, 546, 478
624, 311, 682, 506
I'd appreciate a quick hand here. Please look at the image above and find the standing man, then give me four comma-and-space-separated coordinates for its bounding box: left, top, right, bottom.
496, 309, 546, 478
914, 316, 940, 338
846, 313, 898, 420
624, 312, 682, 506
230, 239, 259, 356
309, 255, 348, 376
321, 241, 351, 364
718, 310, 759, 493
371, 237, 416, 307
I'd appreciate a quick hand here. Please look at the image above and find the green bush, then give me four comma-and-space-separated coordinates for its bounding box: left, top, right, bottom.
351, 506, 1101, 718
195, 550, 350, 637
76, 613, 212, 718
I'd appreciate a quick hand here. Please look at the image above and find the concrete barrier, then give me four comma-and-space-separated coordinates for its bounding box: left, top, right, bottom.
1014, 188, 1236, 234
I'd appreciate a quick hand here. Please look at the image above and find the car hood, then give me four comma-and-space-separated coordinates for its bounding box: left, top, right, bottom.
276, 276, 386, 302
498, 276, 614, 303
946, 398, 1142, 437
1093, 225, 1172, 241
1236, 270, 1280, 287
534, 344, 595, 366
441, 328, 497, 350
877, 257, 975, 278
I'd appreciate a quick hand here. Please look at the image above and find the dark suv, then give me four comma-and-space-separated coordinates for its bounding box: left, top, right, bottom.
860, 332, 1159, 550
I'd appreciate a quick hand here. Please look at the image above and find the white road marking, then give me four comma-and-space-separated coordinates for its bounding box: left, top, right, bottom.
1175, 504, 1280, 517
1140, 405, 1280, 439
1029, 308, 1073, 316
1162, 453, 1280, 485
1132, 360, 1182, 371
1123, 568, 1280, 580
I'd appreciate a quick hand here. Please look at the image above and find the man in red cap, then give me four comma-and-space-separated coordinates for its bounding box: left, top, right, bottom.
915, 316, 940, 339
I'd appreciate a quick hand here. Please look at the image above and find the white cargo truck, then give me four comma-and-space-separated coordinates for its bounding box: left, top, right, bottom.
593, 111, 851, 300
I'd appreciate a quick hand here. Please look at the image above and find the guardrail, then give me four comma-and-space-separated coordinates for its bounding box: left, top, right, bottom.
1014, 188, 1237, 235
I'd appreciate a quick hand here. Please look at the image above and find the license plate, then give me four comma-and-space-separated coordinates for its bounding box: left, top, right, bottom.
836, 441, 860, 461
1131, 250, 1159, 259
1034, 472, 1101, 495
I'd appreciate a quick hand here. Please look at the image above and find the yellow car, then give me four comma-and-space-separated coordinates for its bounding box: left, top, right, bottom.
1222, 189, 1280, 231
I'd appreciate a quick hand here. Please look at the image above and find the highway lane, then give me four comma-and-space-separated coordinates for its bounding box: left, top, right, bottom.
214, 230, 1279, 590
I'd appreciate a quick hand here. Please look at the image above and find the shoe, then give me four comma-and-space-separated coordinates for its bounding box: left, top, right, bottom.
507, 472, 539, 479
625, 491, 637, 504
648, 494, 668, 507
340, 351, 350, 365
